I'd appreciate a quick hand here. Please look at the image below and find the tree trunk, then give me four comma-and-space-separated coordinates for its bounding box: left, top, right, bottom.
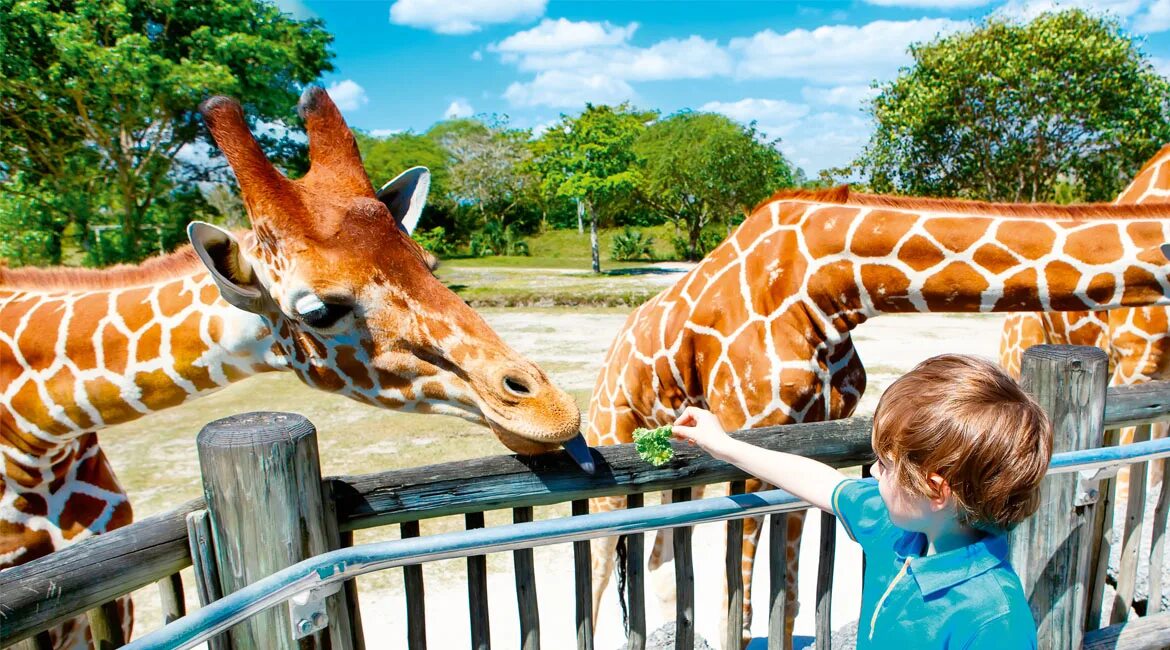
577, 198, 584, 235
688, 223, 702, 261
588, 201, 600, 274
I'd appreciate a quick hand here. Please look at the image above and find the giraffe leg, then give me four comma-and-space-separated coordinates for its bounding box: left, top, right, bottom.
589, 495, 626, 629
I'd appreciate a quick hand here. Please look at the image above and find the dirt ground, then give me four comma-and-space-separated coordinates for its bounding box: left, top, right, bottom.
100, 269, 1011, 647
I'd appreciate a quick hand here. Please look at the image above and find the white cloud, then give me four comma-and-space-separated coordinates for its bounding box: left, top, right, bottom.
493, 18, 637, 53
493, 19, 731, 107
368, 128, 404, 137
996, 0, 1146, 23
801, 85, 880, 110
326, 80, 369, 112
444, 99, 474, 119
730, 19, 969, 84
1135, 0, 1170, 33
504, 71, 635, 108
700, 98, 811, 139
471, 50, 483, 61
389, 0, 546, 35
863, 0, 992, 7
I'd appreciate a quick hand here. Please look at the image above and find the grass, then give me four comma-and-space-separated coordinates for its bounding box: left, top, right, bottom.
443, 223, 686, 270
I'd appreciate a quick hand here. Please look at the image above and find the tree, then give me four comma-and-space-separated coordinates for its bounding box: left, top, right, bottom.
533, 104, 656, 272
438, 117, 536, 230
0, 0, 333, 264
634, 111, 795, 260
355, 129, 454, 233
856, 9, 1170, 202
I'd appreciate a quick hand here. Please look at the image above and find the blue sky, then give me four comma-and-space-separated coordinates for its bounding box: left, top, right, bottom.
276, 0, 1170, 177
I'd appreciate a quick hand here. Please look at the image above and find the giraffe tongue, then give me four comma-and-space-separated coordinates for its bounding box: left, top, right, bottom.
563, 434, 596, 474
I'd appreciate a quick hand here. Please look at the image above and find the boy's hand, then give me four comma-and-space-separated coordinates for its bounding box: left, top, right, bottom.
672, 407, 733, 456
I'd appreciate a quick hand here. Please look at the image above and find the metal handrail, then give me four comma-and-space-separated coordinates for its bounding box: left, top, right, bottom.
122, 437, 1170, 650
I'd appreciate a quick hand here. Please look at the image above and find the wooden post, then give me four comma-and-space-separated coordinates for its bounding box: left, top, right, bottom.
572, 499, 594, 650
814, 511, 836, 650
625, 494, 646, 650
1010, 345, 1108, 650
513, 506, 541, 650
466, 511, 490, 650
768, 513, 789, 650
724, 481, 745, 650
671, 488, 695, 649
197, 412, 353, 650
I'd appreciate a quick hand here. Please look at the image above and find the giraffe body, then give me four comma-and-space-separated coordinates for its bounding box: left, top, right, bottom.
999, 144, 1170, 494
589, 187, 1170, 646
1, 88, 584, 648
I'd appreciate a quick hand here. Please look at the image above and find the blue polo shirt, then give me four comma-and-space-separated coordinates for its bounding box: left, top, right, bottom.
831, 479, 1037, 649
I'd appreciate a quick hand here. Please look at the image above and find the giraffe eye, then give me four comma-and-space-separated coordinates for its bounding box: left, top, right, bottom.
299, 302, 353, 329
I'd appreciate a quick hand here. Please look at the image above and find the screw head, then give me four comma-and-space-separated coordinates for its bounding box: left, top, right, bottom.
311, 611, 328, 627
297, 618, 314, 635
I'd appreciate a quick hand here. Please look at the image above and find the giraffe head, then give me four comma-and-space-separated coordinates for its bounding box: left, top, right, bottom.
188, 87, 590, 469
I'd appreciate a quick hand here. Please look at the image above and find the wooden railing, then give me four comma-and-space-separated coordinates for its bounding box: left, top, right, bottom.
3, 345, 1169, 650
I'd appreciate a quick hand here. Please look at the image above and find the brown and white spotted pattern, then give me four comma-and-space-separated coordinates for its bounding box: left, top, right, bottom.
1, 87, 584, 649
588, 187, 1170, 647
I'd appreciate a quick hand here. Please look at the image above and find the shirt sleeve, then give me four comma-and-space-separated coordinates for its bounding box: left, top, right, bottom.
961, 613, 1037, 650
830, 478, 895, 551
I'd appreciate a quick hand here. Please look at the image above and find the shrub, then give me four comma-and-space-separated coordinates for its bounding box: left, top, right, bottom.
610, 227, 656, 261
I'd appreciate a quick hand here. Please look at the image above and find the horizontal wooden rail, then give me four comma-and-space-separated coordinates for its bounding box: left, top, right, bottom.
3, 378, 1169, 645
1082, 611, 1170, 650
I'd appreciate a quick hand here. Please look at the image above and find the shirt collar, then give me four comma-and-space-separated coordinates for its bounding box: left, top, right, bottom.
898, 533, 1009, 597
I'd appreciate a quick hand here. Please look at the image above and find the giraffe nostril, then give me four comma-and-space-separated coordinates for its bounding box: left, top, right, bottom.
503, 375, 532, 397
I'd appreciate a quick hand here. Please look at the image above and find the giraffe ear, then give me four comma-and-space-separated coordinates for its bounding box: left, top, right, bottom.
1161, 243, 1170, 262
188, 222, 265, 313
375, 167, 430, 236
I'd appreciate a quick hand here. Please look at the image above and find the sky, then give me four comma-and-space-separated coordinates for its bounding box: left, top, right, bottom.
275, 0, 1170, 177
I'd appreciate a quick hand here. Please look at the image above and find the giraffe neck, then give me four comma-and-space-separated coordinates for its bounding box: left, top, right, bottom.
1, 266, 282, 454
741, 197, 1170, 343
1117, 144, 1170, 205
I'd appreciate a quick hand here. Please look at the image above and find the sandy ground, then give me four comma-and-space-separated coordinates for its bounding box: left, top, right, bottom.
99, 272, 1019, 648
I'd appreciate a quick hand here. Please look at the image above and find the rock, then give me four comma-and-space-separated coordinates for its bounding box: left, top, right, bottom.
618, 622, 716, 650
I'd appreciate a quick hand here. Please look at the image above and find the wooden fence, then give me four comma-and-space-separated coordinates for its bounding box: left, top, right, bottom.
2, 345, 1169, 650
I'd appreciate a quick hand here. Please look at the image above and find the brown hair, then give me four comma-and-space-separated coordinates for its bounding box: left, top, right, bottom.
872, 354, 1053, 530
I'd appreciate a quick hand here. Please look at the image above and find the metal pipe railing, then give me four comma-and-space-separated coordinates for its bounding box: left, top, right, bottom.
121, 436, 1170, 650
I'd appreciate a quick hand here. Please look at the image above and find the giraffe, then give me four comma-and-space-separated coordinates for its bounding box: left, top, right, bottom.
999, 143, 1170, 493
586, 186, 1170, 647
0, 87, 587, 649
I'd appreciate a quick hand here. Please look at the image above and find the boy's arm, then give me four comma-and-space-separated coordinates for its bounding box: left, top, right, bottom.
672, 406, 846, 513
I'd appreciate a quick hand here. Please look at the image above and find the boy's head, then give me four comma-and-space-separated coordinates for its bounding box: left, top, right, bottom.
871, 354, 1053, 532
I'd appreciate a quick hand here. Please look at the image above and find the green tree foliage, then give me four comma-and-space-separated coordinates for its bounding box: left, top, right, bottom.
0, 0, 333, 265
533, 103, 657, 272
634, 111, 795, 260
856, 9, 1170, 202
438, 117, 536, 230
354, 129, 454, 233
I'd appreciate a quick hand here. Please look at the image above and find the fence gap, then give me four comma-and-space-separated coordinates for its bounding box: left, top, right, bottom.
572, 499, 594, 650
724, 481, 746, 650
671, 488, 695, 649
85, 600, 124, 649
157, 573, 185, 625
625, 493, 647, 650
512, 506, 541, 650
466, 511, 490, 650
402, 520, 427, 650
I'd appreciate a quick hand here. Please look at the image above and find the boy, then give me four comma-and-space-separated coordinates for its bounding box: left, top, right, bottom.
672, 354, 1051, 649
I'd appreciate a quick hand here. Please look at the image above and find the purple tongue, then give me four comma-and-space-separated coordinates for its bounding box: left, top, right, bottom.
563, 434, 595, 474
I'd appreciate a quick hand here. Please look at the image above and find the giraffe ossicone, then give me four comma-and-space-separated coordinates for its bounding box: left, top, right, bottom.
1, 86, 587, 648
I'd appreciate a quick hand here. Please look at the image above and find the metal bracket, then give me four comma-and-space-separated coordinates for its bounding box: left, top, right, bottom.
288, 582, 341, 639
1074, 465, 1119, 506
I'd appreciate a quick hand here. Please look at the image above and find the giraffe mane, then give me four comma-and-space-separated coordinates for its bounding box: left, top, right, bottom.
760, 185, 1170, 219
0, 245, 205, 291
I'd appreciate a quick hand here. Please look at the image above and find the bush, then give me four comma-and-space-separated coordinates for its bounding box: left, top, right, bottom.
610, 227, 656, 261
414, 227, 455, 256
672, 230, 725, 261
469, 221, 530, 257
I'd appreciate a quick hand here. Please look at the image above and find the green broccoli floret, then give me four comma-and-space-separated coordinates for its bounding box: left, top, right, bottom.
633, 425, 674, 466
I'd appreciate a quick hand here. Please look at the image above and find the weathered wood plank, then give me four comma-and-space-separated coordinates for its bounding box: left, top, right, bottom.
512, 506, 541, 650
85, 600, 124, 649
672, 488, 695, 650
331, 418, 877, 530
0, 498, 201, 645
724, 481, 745, 650
1082, 611, 1170, 650
815, 510, 836, 650
1086, 427, 1122, 631
402, 520, 427, 650
157, 572, 185, 625
625, 493, 646, 650
1104, 381, 1170, 428
197, 411, 349, 650
573, 499, 594, 650
1009, 346, 1107, 650
768, 513, 788, 650
185, 510, 230, 650
1113, 424, 1152, 624
323, 480, 363, 650
1149, 455, 1169, 615
466, 512, 490, 650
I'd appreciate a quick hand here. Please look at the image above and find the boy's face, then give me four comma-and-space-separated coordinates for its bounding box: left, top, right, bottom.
871, 457, 937, 532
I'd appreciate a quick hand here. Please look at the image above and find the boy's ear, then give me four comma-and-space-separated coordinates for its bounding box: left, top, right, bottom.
927, 474, 951, 509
